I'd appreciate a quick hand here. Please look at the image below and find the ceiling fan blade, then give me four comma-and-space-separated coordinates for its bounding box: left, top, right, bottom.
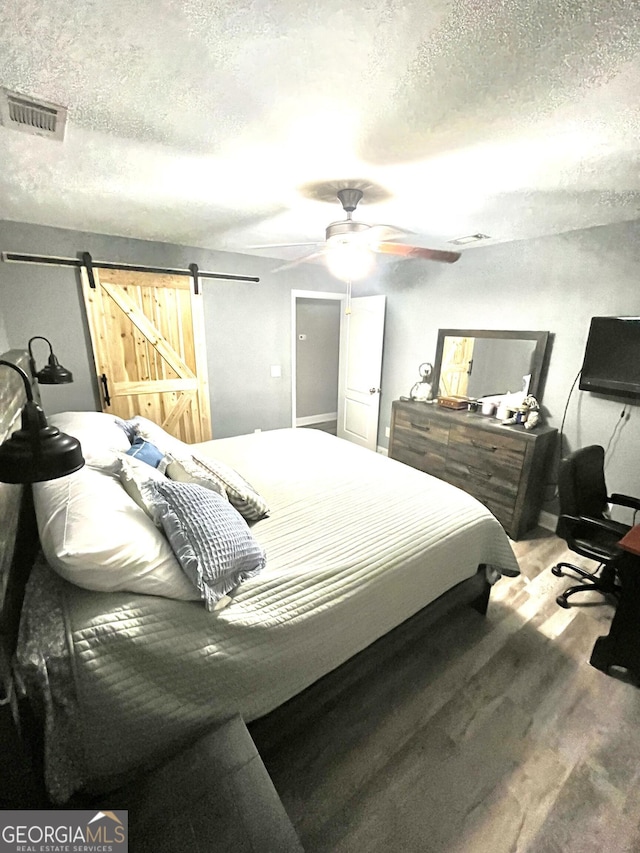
272, 251, 327, 273
247, 242, 323, 249
369, 224, 414, 240
375, 242, 461, 264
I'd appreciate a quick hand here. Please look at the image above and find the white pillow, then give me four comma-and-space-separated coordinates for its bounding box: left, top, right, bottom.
34, 463, 200, 601
49, 411, 131, 465
119, 454, 168, 513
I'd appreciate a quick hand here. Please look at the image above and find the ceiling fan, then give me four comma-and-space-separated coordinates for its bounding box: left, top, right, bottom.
250, 188, 461, 281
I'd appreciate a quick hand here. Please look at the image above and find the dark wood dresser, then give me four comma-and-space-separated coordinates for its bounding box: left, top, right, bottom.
389, 399, 557, 540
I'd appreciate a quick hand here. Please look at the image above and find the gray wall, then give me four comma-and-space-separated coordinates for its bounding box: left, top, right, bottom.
2, 216, 640, 518
0, 307, 8, 354
368, 218, 640, 513
295, 297, 340, 418
0, 219, 335, 437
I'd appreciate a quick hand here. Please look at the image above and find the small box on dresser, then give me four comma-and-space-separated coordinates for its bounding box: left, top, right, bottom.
389, 400, 557, 540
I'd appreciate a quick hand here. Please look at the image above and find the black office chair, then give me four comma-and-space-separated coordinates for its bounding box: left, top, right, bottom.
552, 445, 640, 608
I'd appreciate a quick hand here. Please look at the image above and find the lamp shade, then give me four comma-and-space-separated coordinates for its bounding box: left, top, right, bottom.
36, 353, 73, 385
0, 360, 85, 484
28, 336, 74, 384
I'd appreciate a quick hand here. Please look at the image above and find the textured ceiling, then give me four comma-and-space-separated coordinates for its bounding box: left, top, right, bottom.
1, 0, 640, 263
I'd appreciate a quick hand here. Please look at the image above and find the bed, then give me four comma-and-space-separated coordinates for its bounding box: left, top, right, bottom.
0, 349, 520, 803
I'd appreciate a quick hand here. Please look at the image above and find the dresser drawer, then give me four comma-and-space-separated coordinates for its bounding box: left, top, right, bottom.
446, 424, 525, 484
470, 492, 515, 533
390, 405, 450, 475
393, 406, 450, 445
391, 442, 447, 476
438, 466, 515, 531
443, 464, 518, 515
389, 400, 557, 539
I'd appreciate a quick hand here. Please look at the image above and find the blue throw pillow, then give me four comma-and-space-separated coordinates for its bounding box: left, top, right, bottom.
126, 436, 164, 468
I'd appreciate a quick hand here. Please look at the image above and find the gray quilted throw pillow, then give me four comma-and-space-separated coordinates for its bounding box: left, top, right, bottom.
145, 480, 266, 610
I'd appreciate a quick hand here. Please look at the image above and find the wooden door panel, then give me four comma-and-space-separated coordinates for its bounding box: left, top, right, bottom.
337, 295, 386, 451
101, 282, 196, 380
81, 268, 212, 442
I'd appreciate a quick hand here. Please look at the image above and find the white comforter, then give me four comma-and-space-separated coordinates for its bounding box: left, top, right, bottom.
22, 428, 519, 794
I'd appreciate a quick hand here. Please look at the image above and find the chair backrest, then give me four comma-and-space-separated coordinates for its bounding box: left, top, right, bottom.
557, 445, 608, 526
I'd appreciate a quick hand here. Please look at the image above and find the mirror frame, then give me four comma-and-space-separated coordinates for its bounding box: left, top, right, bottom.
432, 329, 550, 402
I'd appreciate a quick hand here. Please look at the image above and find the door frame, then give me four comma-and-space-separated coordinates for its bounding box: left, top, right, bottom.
290, 289, 345, 428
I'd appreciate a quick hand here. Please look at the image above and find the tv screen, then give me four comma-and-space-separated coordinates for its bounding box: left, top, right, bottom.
579, 316, 640, 398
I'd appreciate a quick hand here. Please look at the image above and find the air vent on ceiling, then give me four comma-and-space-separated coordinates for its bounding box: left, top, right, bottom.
0, 88, 67, 141
449, 233, 491, 245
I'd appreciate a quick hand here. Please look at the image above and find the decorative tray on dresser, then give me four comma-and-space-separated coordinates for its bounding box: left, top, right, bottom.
389, 399, 557, 540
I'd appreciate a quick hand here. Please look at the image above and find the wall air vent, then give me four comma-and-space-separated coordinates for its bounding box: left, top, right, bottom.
0, 88, 67, 141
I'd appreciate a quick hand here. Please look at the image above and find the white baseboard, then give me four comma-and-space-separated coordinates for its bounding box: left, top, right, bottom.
295, 412, 337, 426
377, 445, 388, 456
538, 510, 558, 532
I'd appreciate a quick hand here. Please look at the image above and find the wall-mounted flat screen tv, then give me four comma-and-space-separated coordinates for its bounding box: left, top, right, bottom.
579, 316, 640, 398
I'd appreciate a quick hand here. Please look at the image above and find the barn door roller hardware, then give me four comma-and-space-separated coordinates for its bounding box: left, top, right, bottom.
188, 263, 200, 295
1, 251, 260, 293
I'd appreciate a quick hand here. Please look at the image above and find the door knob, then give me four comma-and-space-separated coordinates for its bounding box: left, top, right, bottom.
369, 387, 380, 394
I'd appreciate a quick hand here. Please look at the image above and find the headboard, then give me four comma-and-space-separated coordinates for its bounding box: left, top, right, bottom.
0, 350, 40, 712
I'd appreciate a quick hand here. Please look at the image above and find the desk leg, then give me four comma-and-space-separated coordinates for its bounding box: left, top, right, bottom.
590, 552, 640, 685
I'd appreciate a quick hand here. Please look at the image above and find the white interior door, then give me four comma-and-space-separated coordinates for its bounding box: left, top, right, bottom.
337, 295, 386, 450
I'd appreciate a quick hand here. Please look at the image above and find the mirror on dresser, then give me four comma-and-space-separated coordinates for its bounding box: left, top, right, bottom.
432, 328, 550, 402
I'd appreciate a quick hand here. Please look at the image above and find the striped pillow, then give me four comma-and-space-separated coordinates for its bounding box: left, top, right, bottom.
191, 454, 269, 522
126, 416, 268, 522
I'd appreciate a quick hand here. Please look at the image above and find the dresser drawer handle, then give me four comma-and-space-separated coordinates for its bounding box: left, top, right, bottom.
410, 422, 430, 432
468, 466, 493, 479
470, 438, 498, 452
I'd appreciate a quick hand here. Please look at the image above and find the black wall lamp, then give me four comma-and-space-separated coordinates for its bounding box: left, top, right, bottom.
28, 336, 73, 385
0, 360, 84, 484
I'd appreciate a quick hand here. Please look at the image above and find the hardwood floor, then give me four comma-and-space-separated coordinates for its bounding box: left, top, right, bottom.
250, 528, 640, 853
300, 420, 338, 435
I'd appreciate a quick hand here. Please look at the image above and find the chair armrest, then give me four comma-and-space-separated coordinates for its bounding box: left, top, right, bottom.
561, 514, 627, 537
609, 493, 640, 512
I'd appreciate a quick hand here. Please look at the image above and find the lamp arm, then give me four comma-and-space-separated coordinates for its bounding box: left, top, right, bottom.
27, 336, 54, 377
0, 359, 35, 402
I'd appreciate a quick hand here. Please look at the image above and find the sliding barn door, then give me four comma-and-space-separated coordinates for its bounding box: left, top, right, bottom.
81, 268, 212, 442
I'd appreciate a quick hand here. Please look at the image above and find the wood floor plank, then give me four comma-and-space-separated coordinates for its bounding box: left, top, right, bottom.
253, 527, 640, 853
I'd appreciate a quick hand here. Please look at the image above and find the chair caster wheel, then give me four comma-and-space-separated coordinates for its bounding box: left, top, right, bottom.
552, 566, 563, 577
556, 596, 570, 608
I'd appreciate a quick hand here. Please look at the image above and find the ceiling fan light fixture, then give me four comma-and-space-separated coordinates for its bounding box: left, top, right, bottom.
326, 236, 375, 282
325, 220, 370, 241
